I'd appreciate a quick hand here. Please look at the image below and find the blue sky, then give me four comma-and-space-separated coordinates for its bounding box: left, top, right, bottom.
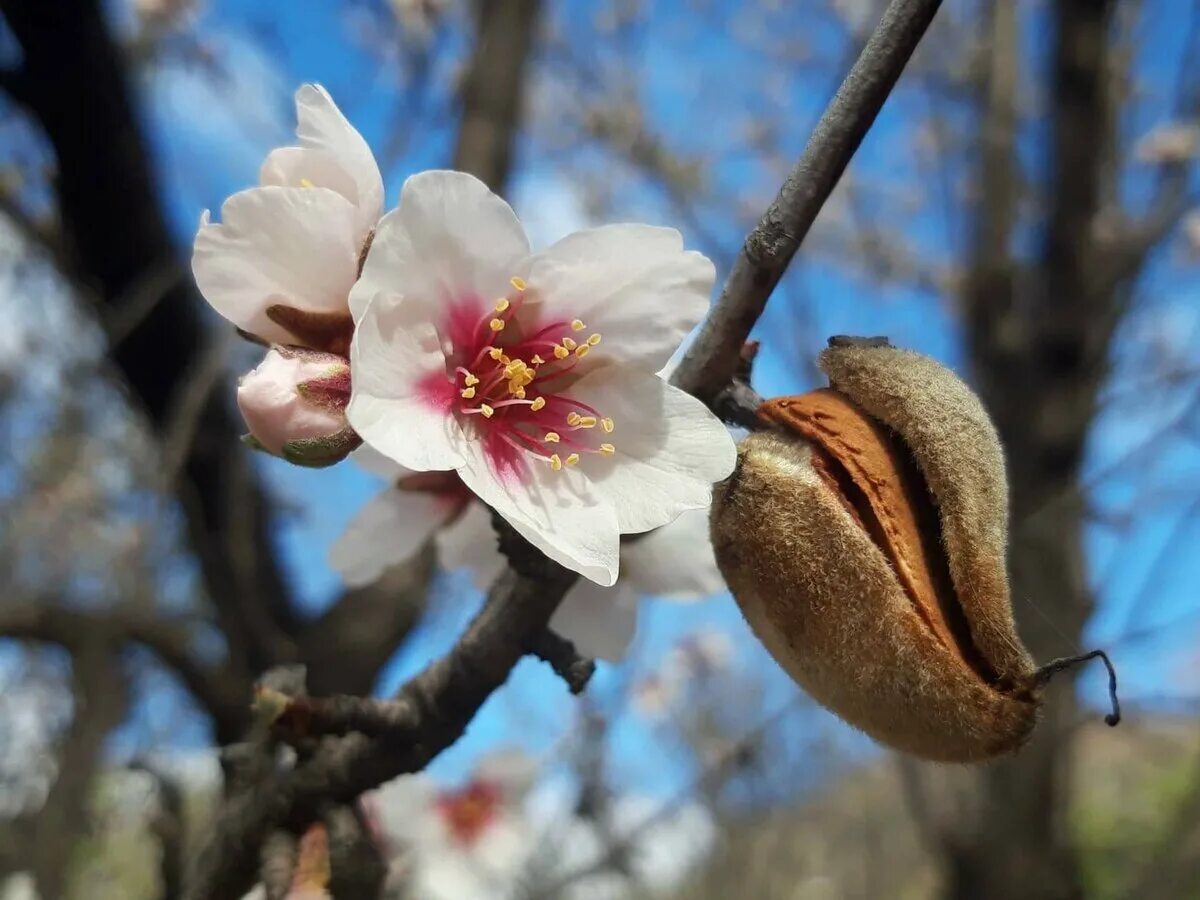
112, 0, 1200, 795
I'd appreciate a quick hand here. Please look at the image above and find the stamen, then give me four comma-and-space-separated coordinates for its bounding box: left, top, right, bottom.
494, 298, 510, 313
461, 387, 476, 399
530, 397, 546, 411
587, 334, 602, 346
575, 345, 590, 358
571, 320, 586, 332
510, 276, 527, 291
457, 368, 480, 386
489, 318, 506, 332
553, 346, 570, 360
577, 416, 597, 428
531, 354, 545, 365
562, 337, 577, 351
480, 404, 494, 418
565, 453, 580, 466
601, 418, 614, 433
600, 443, 615, 455
544, 432, 560, 443
566, 412, 582, 426
549, 454, 563, 471
299, 177, 315, 188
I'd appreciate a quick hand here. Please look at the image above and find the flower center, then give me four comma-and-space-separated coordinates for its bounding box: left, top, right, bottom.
451, 277, 616, 472
435, 780, 501, 847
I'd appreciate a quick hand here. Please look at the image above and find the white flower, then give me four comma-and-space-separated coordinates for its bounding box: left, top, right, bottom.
332, 445, 726, 660
1134, 121, 1200, 165
192, 84, 383, 351
329, 446, 473, 587
237, 347, 358, 467
346, 170, 735, 585
365, 751, 537, 900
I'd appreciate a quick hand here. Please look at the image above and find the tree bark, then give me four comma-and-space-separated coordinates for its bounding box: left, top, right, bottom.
945, 2, 1116, 898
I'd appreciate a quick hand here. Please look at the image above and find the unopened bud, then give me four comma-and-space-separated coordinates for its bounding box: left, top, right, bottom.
237, 347, 360, 468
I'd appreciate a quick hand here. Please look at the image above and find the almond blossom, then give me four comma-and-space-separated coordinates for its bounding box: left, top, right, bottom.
331, 447, 727, 661
192, 83, 382, 353
364, 751, 536, 900
238, 347, 359, 467
346, 170, 736, 585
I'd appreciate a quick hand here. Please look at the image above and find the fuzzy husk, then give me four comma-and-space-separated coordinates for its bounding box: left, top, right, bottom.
710, 346, 1039, 763
819, 344, 1036, 686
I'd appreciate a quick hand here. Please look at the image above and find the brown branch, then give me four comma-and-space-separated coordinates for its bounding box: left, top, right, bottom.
0, 603, 246, 727
671, 0, 944, 403
184, 562, 578, 899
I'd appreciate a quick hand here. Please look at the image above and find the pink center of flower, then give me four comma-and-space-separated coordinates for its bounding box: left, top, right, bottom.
435, 780, 502, 847
438, 276, 617, 476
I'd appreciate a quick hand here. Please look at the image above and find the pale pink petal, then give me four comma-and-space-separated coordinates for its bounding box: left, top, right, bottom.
455, 438, 620, 586
192, 187, 359, 343
622, 508, 725, 599
348, 296, 468, 471
524, 224, 714, 372
549, 580, 638, 661
292, 84, 383, 227
348, 170, 530, 324
434, 501, 506, 589
236, 349, 348, 454
569, 368, 736, 533
349, 444, 411, 481
260, 147, 362, 212
329, 488, 457, 587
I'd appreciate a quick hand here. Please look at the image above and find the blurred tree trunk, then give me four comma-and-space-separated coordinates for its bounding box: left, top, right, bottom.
940, 2, 1117, 897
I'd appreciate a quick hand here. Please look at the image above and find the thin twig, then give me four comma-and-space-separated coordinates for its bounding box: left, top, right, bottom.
671, 0, 943, 403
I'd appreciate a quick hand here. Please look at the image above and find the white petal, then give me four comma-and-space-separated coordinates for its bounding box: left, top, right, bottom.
434, 501, 506, 589
571, 368, 736, 533
549, 580, 638, 661
622, 508, 725, 599
525, 224, 714, 371
455, 438, 620, 586
348, 296, 468, 471
348, 170, 530, 324
259, 147, 366, 227
329, 488, 456, 587
192, 187, 359, 344
293, 84, 383, 226
349, 444, 410, 481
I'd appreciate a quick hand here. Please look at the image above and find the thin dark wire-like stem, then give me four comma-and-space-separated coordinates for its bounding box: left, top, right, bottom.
671, 0, 943, 403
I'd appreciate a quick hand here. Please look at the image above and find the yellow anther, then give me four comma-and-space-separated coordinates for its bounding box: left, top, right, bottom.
553, 345, 570, 360
578, 416, 597, 428
494, 298, 510, 313
549, 454, 562, 471
464, 372, 479, 386
480, 404, 494, 418
575, 345, 590, 358
599, 443, 615, 456
530, 397, 546, 411
510, 276, 527, 291
509, 384, 526, 399
565, 453, 580, 466
601, 417, 614, 433
504, 359, 526, 378
571, 319, 586, 332
562, 337, 577, 351
489, 318, 506, 332
566, 412, 581, 426
544, 432, 560, 443
460, 386, 476, 399
587, 333, 602, 346
488, 347, 504, 360
299, 177, 315, 188
531, 354, 545, 365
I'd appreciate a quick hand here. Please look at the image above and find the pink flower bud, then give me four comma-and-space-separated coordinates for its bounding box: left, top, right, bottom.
237, 347, 360, 468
